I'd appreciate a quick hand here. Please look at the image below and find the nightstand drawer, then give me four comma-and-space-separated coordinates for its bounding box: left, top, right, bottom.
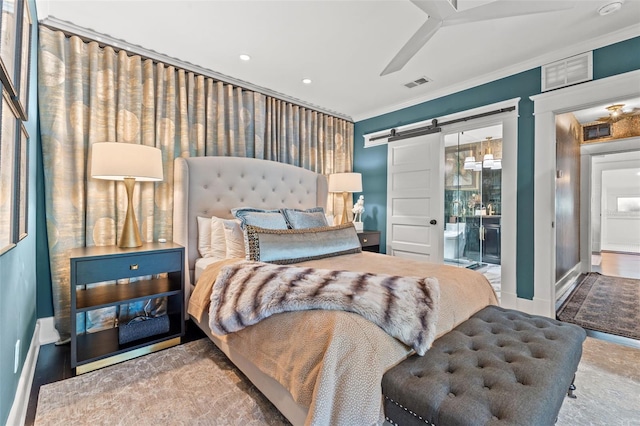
358, 231, 380, 247
74, 251, 182, 284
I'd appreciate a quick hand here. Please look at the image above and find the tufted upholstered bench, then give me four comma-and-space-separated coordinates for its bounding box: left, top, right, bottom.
382, 305, 586, 426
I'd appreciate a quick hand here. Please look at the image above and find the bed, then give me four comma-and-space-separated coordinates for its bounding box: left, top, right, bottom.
172, 156, 499, 425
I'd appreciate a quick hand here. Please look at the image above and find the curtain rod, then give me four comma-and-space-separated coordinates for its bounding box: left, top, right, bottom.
39, 17, 353, 123
370, 106, 517, 142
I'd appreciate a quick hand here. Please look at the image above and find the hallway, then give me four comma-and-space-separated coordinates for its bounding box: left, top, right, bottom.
563, 251, 640, 349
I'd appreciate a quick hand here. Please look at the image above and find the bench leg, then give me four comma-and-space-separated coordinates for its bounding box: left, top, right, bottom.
567, 374, 577, 399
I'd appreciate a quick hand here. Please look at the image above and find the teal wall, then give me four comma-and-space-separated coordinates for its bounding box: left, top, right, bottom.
0, 1, 39, 423
354, 36, 640, 300
26, 32, 640, 330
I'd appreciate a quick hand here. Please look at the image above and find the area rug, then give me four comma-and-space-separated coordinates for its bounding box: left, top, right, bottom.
35, 338, 289, 425
557, 272, 640, 340
34, 336, 640, 425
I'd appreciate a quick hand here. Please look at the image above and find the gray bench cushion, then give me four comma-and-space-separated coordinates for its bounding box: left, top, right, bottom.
382, 305, 586, 426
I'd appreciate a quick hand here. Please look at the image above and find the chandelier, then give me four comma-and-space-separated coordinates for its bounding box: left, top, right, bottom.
463, 137, 502, 171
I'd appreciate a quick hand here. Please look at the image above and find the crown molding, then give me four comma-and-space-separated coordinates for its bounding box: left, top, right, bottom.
353, 24, 640, 122
39, 17, 354, 122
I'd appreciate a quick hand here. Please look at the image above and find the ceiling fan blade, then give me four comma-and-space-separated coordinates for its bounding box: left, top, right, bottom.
380, 18, 443, 76
443, 0, 577, 27
410, 0, 457, 19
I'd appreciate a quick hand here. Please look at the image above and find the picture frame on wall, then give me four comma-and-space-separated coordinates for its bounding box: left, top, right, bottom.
0, 0, 19, 98
0, 89, 17, 254
15, 121, 27, 240
13, 0, 29, 119
445, 147, 479, 191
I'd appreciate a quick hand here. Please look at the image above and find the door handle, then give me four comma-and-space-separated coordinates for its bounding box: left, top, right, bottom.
429, 219, 437, 225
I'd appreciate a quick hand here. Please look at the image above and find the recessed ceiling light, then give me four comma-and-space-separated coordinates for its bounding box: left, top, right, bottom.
598, 1, 623, 16
302, 78, 312, 84
239, 54, 251, 61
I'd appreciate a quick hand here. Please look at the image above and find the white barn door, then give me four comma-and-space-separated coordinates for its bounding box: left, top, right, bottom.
386, 133, 443, 262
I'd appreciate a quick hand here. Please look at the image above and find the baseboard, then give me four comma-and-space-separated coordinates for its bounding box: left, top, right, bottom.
499, 291, 517, 310
38, 316, 60, 345
515, 297, 536, 315
601, 245, 640, 254
532, 296, 555, 318
7, 322, 41, 426
555, 264, 582, 302
500, 293, 548, 317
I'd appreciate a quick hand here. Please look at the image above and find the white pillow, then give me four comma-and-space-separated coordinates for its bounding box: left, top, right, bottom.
197, 216, 213, 258
223, 219, 246, 258
209, 216, 227, 259
325, 213, 335, 226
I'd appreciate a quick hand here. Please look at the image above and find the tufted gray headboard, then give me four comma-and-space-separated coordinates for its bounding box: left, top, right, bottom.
173, 156, 329, 293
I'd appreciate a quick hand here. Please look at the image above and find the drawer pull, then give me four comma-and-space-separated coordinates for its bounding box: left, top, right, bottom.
130, 264, 139, 270
363, 238, 368, 243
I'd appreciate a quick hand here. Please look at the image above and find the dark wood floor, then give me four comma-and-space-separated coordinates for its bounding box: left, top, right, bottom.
24, 320, 205, 425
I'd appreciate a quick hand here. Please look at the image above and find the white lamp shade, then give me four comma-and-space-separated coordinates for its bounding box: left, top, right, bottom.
91, 142, 163, 181
463, 156, 476, 170
329, 172, 362, 193
491, 159, 502, 170
483, 153, 494, 168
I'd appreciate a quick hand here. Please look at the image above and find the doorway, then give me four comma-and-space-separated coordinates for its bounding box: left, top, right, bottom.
596, 157, 640, 255
443, 125, 503, 298
379, 98, 519, 308
588, 148, 640, 275
553, 101, 640, 300
556, 141, 640, 347
532, 69, 640, 317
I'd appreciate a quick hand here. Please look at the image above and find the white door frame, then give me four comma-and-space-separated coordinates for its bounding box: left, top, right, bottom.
531, 69, 640, 317
371, 98, 520, 310
580, 137, 640, 272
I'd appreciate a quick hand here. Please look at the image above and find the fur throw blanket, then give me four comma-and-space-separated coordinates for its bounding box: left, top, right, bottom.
209, 261, 440, 355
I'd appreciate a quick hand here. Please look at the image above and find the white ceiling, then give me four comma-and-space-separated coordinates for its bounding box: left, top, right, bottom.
35, 0, 640, 121
572, 97, 640, 123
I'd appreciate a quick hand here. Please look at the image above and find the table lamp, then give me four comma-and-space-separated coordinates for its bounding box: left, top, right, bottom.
91, 142, 163, 248
329, 172, 362, 225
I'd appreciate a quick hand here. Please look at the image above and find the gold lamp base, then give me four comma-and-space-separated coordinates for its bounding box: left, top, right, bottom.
119, 177, 142, 248
341, 191, 349, 225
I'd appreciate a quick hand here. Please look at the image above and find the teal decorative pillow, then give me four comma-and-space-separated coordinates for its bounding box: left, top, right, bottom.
244, 223, 362, 264
282, 207, 328, 229
232, 207, 288, 230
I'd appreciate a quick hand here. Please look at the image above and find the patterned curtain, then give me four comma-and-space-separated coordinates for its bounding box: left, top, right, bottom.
38, 26, 353, 340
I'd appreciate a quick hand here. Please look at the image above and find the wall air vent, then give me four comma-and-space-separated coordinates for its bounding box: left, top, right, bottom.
404, 76, 431, 89
542, 51, 593, 92
583, 122, 611, 141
